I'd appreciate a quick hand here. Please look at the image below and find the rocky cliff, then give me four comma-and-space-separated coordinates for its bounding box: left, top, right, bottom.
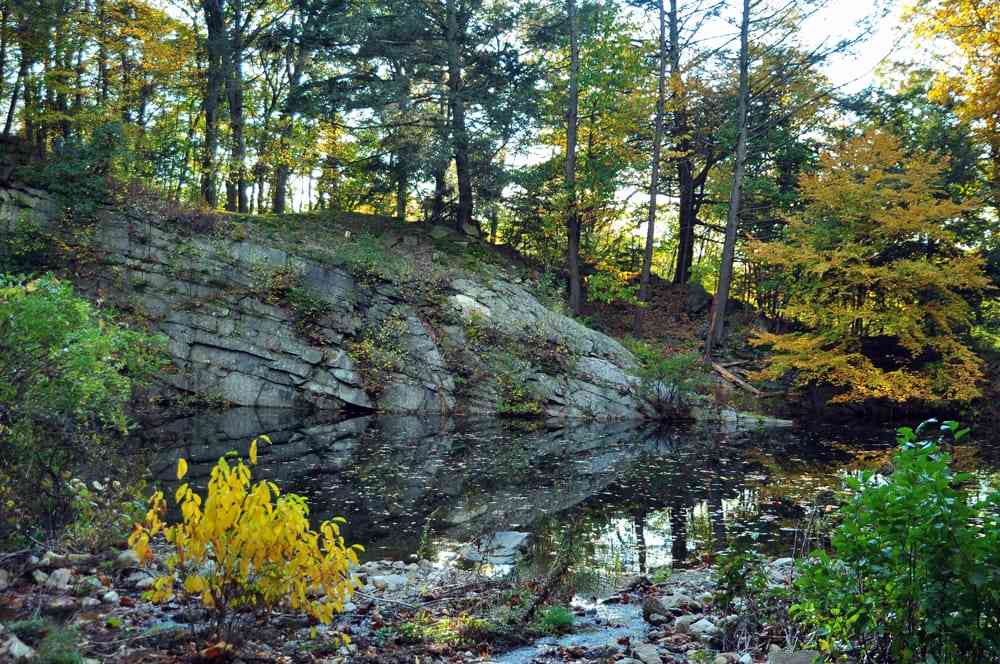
2, 182, 669, 419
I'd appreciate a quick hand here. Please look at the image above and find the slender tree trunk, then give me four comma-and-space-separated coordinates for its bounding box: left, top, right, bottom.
395, 66, 410, 221
705, 0, 750, 358
446, 0, 473, 231
669, 0, 696, 285
0, 1, 9, 102
3, 55, 22, 137
565, 0, 582, 316
224, 0, 248, 214
97, 0, 107, 103
272, 47, 307, 214
430, 97, 449, 222
634, 0, 667, 335
201, 0, 225, 208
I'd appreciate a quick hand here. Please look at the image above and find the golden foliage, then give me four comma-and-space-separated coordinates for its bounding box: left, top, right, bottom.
128, 436, 362, 630
749, 129, 990, 404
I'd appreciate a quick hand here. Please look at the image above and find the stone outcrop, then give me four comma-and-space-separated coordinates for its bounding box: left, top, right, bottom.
1, 183, 671, 419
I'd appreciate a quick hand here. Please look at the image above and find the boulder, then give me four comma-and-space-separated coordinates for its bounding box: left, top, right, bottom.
45, 568, 73, 591
689, 617, 720, 641
102, 590, 120, 604
684, 282, 712, 315
461, 531, 531, 565
632, 643, 663, 664
6, 635, 35, 660
370, 574, 407, 592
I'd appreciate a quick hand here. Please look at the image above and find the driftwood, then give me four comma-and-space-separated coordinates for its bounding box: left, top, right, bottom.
712, 362, 762, 397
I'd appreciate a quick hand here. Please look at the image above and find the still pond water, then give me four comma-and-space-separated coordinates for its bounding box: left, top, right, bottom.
138, 409, 1000, 591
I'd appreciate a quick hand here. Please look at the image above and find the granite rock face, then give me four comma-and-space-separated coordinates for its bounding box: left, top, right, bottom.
3, 185, 662, 418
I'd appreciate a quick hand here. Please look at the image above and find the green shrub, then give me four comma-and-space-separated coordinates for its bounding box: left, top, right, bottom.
792, 420, 1000, 663
20, 122, 124, 222
0, 274, 165, 545
540, 606, 575, 633
623, 340, 710, 414
586, 270, 642, 307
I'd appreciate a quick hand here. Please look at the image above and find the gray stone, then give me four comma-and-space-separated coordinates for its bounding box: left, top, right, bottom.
102, 590, 120, 604
684, 282, 712, 314
42, 597, 77, 617
768, 650, 821, 664
80, 597, 102, 609
673, 613, 703, 634
6, 635, 35, 660
429, 226, 451, 240
45, 568, 73, 591
115, 549, 141, 568
32, 569, 48, 585
0, 568, 9, 591
461, 223, 480, 238
632, 643, 663, 664
689, 617, 720, 641
370, 574, 407, 592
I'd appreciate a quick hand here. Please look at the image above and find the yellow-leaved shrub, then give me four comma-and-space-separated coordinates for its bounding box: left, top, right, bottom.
128, 436, 362, 633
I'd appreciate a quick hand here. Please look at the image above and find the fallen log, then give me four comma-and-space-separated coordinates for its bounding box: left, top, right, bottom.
712, 362, 763, 397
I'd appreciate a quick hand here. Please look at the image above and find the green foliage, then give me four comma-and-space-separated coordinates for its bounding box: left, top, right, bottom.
623, 339, 710, 414
492, 351, 545, 417
0, 215, 51, 274
397, 611, 496, 646
586, 270, 642, 307
332, 233, 408, 284
349, 314, 408, 395
792, 420, 1000, 663
63, 477, 148, 553
0, 274, 165, 545
539, 606, 575, 633
255, 264, 331, 340
20, 122, 125, 222
534, 271, 567, 315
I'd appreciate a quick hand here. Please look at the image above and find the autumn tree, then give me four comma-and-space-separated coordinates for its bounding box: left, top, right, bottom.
750, 128, 990, 405
909, 0, 1000, 212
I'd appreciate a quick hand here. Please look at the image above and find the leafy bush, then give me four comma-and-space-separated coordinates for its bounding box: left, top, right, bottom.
63, 477, 148, 552
0, 275, 164, 545
539, 606, 575, 633
586, 270, 642, 307
623, 339, 710, 414
0, 214, 51, 273
397, 611, 496, 646
792, 420, 1000, 663
129, 438, 362, 639
349, 314, 408, 395
20, 122, 124, 222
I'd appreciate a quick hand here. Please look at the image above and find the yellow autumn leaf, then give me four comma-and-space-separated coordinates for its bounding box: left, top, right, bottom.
249, 439, 258, 465
177, 458, 188, 480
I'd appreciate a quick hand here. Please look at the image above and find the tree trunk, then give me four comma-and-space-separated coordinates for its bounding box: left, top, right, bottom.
0, 1, 8, 102
3, 55, 22, 137
395, 66, 410, 221
704, 0, 750, 358
669, 0, 696, 285
97, 0, 107, 103
446, 0, 473, 231
224, 0, 247, 213
565, 0, 582, 316
272, 44, 308, 214
634, 0, 667, 335
201, 0, 226, 208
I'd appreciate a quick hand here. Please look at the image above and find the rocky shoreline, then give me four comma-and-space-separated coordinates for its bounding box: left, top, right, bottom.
1, 544, 820, 664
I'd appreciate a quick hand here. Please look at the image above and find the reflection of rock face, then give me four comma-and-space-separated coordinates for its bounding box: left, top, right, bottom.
145, 410, 802, 562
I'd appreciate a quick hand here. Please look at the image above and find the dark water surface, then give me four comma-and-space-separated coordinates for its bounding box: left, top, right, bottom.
137, 409, 1000, 590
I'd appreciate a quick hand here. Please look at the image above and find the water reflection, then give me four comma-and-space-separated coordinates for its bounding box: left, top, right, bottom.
138, 409, 997, 591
